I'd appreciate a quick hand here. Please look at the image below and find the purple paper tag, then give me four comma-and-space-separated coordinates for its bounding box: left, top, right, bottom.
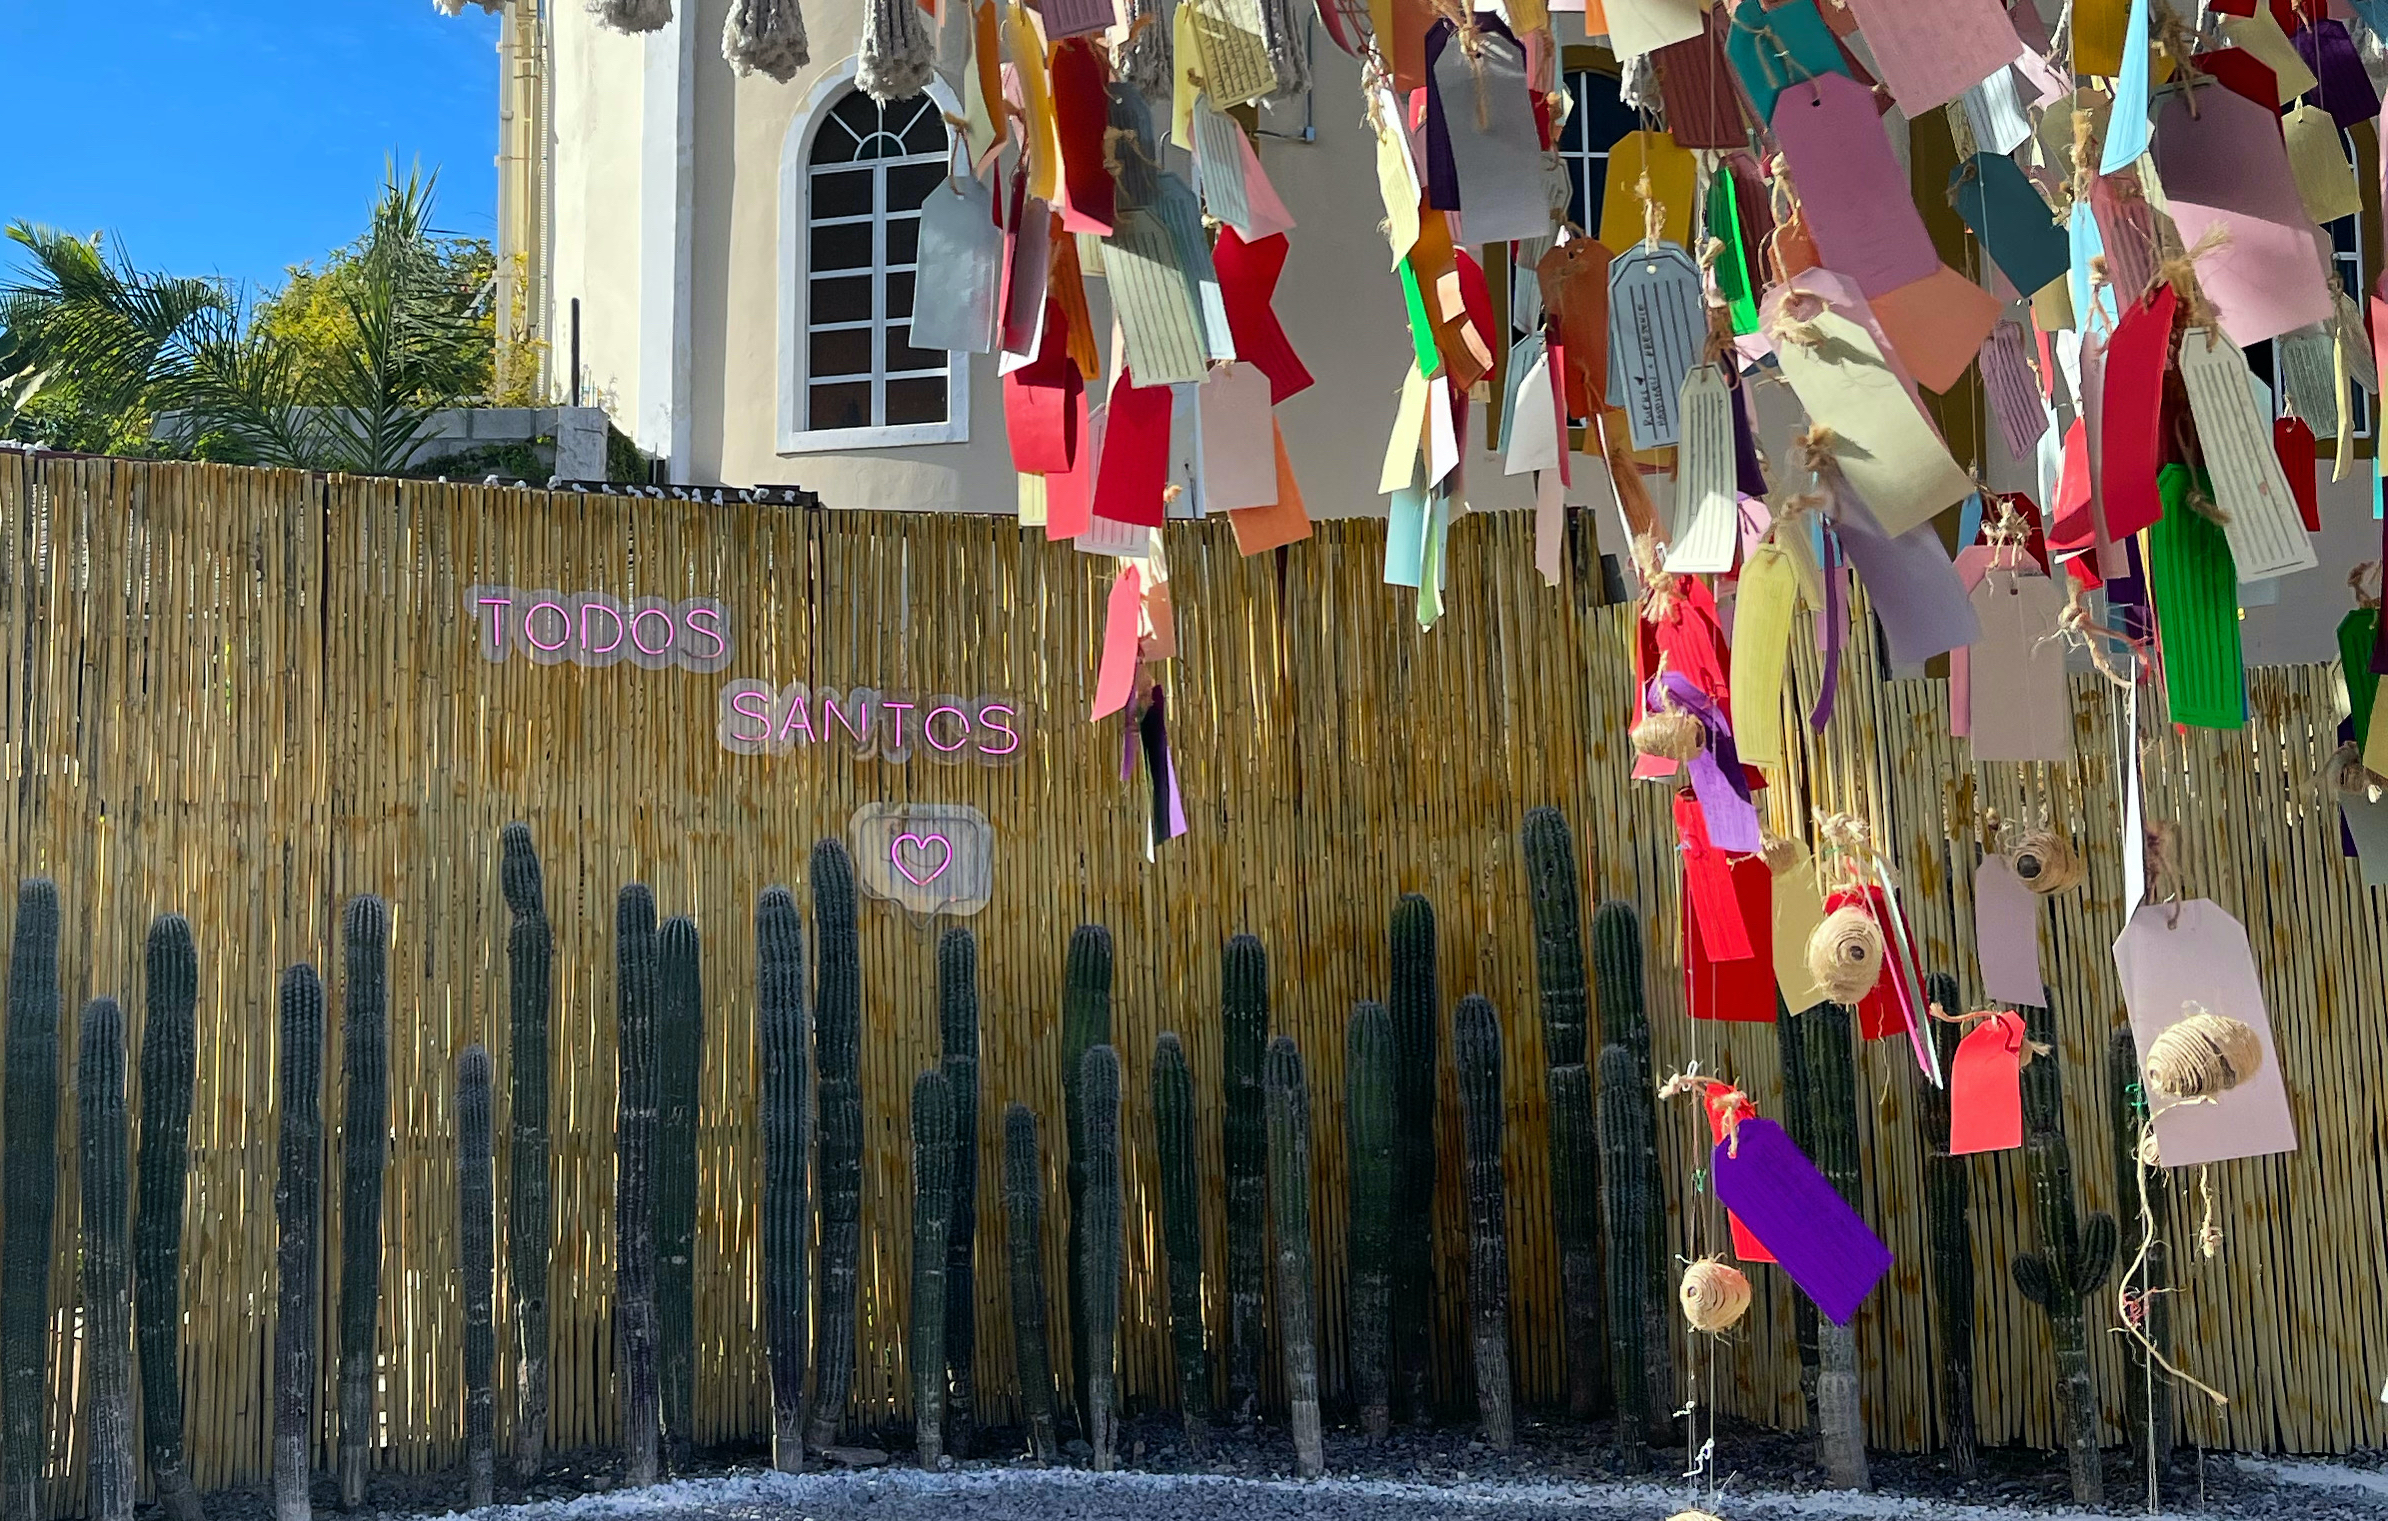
1710, 1116, 1893, 1324
2294, 19, 2380, 131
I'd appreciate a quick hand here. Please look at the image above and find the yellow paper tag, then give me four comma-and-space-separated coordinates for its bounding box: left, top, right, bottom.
1373, 89, 1422, 268
1768, 839, 1832, 1011
1730, 542, 1799, 768
2219, 11, 2317, 101
1379, 362, 1432, 494
1018, 472, 1049, 527
1009, 6, 1060, 203
1598, 131, 1696, 251
2285, 103, 2363, 226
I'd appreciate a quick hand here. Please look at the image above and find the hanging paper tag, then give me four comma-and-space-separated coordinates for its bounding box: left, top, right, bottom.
1430, 21, 1550, 244
1769, 75, 1942, 300
1960, 66, 2032, 155
1768, 306, 1973, 536
1665, 366, 1738, 573
1948, 1010, 2027, 1156
1724, 0, 1848, 123
1730, 543, 1797, 768
1197, 365, 1277, 512
909, 172, 1006, 354
1179, 0, 1277, 107
1598, 132, 1698, 252
2111, 900, 2298, 1165
2284, 103, 2364, 226
1829, 489, 1983, 667
1105, 211, 1209, 385
1973, 855, 2048, 1007
1981, 323, 2049, 461
1608, 243, 1707, 450
1604, 0, 1703, 59
1699, 1083, 1776, 1263
1949, 154, 2069, 298
1966, 565, 2069, 761
1709, 1117, 1894, 1324
2151, 88, 2334, 347
1090, 564, 1144, 720
1841, 0, 2021, 113
2177, 331, 2322, 581
1227, 421, 1312, 554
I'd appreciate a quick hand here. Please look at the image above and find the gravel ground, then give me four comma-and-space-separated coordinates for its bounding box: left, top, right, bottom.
185, 1409, 2388, 1521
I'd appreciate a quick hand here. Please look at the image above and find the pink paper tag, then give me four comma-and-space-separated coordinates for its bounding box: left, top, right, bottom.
1769, 73, 1942, 299
1090, 564, 1143, 721
2110, 900, 2299, 1166
1839, 0, 2023, 112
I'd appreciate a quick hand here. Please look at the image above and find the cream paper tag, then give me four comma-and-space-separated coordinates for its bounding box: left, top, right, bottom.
1768, 837, 1831, 1010
2284, 103, 2363, 226
1729, 541, 1799, 767
2177, 329, 2321, 580
1380, 363, 1432, 494
1372, 85, 1422, 268
1773, 310, 1974, 535
1664, 365, 1739, 574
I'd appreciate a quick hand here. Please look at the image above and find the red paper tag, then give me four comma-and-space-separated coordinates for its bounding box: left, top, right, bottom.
1214, 230, 1316, 404
1948, 1011, 2027, 1155
2275, 415, 2320, 532
1089, 369, 1173, 528
1700, 1081, 1776, 1263
2097, 286, 2178, 541
2048, 418, 2093, 548
2193, 47, 2277, 109
1677, 796, 1776, 1022
1050, 40, 1116, 236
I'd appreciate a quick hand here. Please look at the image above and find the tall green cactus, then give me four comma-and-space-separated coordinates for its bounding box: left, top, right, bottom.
274, 964, 325, 1521
459, 1044, 496, 1509
1001, 1104, 1058, 1463
806, 839, 862, 1452
2, 879, 58, 1521
1060, 924, 1112, 1428
1917, 973, 1977, 1478
1802, 1002, 1869, 1491
1592, 1048, 1650, 1474
1078, 1045, 1123, 1471
337, 894, 390, 1510
79, 997, 133, 1521
938, 928, 980, 1459
1220, 934, 1268, 1429
1345, 1002, 1397, 1440
1773, 995, 1820, 1435
136, 914, 203, 1521
1263, 1036, 1322, 1479
1387, 895, 1438, 1424
1452, 995, 1511, 1451
2110, 1023, 2173, 1491
2010, 1000, 2116, 1508
656, 917, 704, 1474
1151, 1033, 1209, 1436
910, 1070, 954, 1470
501, 823, 554, 1481
1524, 816, 1603, 1417
1592, 901, 1666, 1437
614, 884, 662, 1488
756, 887, 811, 1470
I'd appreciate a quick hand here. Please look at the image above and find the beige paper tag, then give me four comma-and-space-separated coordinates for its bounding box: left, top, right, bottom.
1729, 542, 1799, 767
1966, 566, 2070, 762
2219, 11, 2317, 102
2284, 103, 2363, 226
2177, 329, 2321, 581
1773, 310, 1974, 536
1663, 365, 1739, 574
1768, 837, 1831, 1010
1380, 363, 1432, 494
1372, 86, 1422, 268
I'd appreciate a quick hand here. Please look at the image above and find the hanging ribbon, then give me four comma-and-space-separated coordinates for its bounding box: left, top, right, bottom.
1650, 670, 1761, 853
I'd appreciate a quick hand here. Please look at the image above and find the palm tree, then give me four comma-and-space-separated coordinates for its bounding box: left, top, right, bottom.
0, 226, 225, 453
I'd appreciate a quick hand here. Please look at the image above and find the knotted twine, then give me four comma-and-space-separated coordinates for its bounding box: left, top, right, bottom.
2034, 572, 2143, 688
723, 0, 811, 81
590, 0, 674, 34
857, 0, 936, 103
1926, 1001, 2050, 1067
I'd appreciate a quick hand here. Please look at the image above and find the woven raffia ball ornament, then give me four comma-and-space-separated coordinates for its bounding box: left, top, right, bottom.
1679, 1258, 1752, 1333
1631, 707, 1705, 762
589, 0, 674, 34
2145, 1009, 2265, 1099
2004, 826, 2085, 896
1806, 906, 1884, 1004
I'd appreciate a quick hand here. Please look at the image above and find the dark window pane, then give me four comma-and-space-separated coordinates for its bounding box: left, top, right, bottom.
811, 219, 874, 272
812, 114, 865, 165
886, 326, 947, 373
829, 91, 880, 142
809, 326, 876, 379
1575, 70, 1637, 150
887, 161, 946, 211
886, 215, 920, 266
811, 274, 873, 325
1569, 166, 1594, 232
810, 380, 874, 430
885, 375, 947, 425
896, 96, 947, 155
886, 271, 916, 319
811, 166, 875, 219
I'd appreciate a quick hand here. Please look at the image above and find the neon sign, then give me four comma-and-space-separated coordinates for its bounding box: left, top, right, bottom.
715, 681, 1023, 764
468, 585, 734, 672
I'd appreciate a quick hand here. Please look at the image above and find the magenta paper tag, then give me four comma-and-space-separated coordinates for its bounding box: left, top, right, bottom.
1710, 1116, 1893, 1325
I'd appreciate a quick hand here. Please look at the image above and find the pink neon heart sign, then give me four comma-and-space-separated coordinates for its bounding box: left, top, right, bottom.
892, 832, 954, 887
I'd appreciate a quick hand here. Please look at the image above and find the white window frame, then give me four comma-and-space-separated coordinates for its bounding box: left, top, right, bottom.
777, 62, 971, 454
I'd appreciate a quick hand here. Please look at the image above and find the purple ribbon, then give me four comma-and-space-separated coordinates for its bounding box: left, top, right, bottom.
1137, 686, 1189, 849
1812, 526, 1845, 731
1650, 671, 1760, 854
1732, 379, 1769, 499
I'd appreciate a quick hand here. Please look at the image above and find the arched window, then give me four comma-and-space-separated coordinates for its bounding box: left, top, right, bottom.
779, 74, 970, 452
1557, 58, 1639, 235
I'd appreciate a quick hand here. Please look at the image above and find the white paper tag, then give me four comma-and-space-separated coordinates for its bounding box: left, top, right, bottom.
1663, 365, 1738, 574
2177, 329, 2320, 580
1608, 244, 1707, 450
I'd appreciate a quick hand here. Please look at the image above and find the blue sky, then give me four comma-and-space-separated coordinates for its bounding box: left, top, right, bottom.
1, 2, 501, 295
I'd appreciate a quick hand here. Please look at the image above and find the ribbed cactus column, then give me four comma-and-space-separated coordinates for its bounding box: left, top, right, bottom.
1000, 1104, 1058, 1463
1, 880, 58, 1521
2110, 1023, 2173, 1491
1802, 1002, 1869, 1492
938, 928, 980, 1459
1918, 973, 1977, 1478
1078, 1045, 1123, 1471
805, 840, 862, 1452
1345, 1003, 1397, 1440
1150, 1034, 1209, 1437
1593, 1047, 1651, 1474
1387, 895, 1438, 1425
1452, 996, 1511, 1452
1263, 1036, 1322, 1479
1773, 995, 1820, 1434
337, 895, 390, 1511
614, 885, 662, 1489
2011, 1000, 2115, 1507
136, 914, 203, 1521
274, 965, 325, 1521
500, 823, 554, 1481
1060, 925, 1112, 1428
909, 1070, 954, 1470
1523, 813, 1604, 1418
78, 997, 134, 1521
1592, 901, 1667, 1443
1220, 935, 1268, 1429
757, 887, 811, 1470
657, 917, 705, 1473
459, 1045, 496, 1509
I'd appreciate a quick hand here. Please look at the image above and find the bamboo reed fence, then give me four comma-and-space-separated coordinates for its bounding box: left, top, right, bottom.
0, 453, 2378, 1516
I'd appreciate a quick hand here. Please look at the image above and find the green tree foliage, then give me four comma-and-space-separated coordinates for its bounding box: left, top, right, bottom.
0, 166, 493, 474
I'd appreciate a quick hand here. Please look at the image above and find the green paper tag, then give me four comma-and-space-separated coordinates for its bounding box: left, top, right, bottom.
2147, 464, 2247, 731
1707, 171, 1759, 336
2342, 607, 2381, 740
1399, 259, 1443, 379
